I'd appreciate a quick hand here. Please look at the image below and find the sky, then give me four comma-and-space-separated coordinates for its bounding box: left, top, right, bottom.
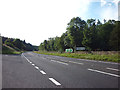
0, 0, 119, 46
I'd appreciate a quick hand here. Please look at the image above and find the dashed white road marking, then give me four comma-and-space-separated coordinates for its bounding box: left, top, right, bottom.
42, 57, 46, 59
39, 70, 46, 74
27, 60, 30, 62
60, 59, 69, 62
29, 62, 32, 64
51, 60, 68, 65
35, 66, 39, 70
32, 64, 35, 66
49, 78, 61, 86
106, 67, 119, 71
88, 68, 120, 77
69, 61, 84, 65
22, 53, 46, 75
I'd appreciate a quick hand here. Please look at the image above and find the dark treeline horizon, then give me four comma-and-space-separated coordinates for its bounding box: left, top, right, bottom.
2, 36, 38, 51
39, 17, 120, 52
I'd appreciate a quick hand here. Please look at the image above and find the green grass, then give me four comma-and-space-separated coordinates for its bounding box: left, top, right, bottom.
34, 51, 120, 63
2, 44, 22, 55
2, 49, 22, 55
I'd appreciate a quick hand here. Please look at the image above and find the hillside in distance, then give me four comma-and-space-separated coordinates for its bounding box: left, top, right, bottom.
1, 36, 38, 54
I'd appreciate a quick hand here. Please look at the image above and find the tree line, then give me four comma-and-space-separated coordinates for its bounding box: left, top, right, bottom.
39, 17, 120, 52
2, 36, 38, 51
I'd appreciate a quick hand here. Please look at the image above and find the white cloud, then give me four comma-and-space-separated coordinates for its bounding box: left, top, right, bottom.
100, 0, 118, 22
112, 0, 119, 6
101, 0, 107, 7
101, 0, 119, 7
101, 7, 118, 21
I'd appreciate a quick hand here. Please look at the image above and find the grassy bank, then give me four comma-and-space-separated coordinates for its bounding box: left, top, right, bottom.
34, 51, 120, 63
2, 51, 22, 54
2, 44, 22, 55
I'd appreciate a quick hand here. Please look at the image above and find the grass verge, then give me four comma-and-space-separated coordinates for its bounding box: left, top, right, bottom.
2, 50, 22, 55
34, 51, 120, 63
2, 44, 23, 55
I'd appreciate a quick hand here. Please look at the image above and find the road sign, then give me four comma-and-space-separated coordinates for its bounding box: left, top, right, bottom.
76, 47, 85, 51
65, 49, 73, 53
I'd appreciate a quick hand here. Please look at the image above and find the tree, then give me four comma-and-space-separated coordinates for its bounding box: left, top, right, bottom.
64, 34, 71, 48
109, 21, 120, 50
97, 21, 115, 50
39, 43, 44, 51
66, 17, 86, 50
48, 38, 55, 51
13, 39, 25, 50
38, 17, 118, 52
82, 19, 97, 51
54, 37, 60, 51
5, 39, 14, 48
59, 33, 66, 51
43, 40, 48, 51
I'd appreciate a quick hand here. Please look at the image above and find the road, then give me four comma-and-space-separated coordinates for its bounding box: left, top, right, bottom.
2, 52, 120, 88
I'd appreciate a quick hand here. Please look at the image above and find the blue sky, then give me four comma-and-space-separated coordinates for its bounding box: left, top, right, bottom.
86, 2, 102, 20
84, 1, 118, 22
0, 0, 119, 45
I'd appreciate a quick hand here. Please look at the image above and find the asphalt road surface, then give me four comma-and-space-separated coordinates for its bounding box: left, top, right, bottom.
2, 52, 120, 88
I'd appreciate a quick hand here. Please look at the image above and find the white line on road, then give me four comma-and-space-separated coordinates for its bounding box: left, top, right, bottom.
39, 70, 46, 74
22, 53, 47, 75
35, 66, 39, 70
88, 68, 120, 77
106, 67, 119, 71
49, 78, 61, 86
27, 60, 30, 62
51, 60, 68, 65
60, 59, 69, 62
32, 64, 35, 66
42, 57, 46, 59
29, 62, 32, 64
22, 53, 29, 60
22, 53, 32, 62
69, 61, 84, 65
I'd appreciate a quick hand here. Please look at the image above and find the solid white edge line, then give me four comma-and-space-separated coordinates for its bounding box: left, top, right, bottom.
22, 53, 34, 65
106, 67, 119, 71
88, 68, 120, 77
49, 78, 61, 85
39, 70, 46, 74
22, 53, 30, 62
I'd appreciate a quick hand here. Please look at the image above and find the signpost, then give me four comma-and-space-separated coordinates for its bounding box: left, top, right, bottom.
65, 48, 73, 53
76, 47, 85, 51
